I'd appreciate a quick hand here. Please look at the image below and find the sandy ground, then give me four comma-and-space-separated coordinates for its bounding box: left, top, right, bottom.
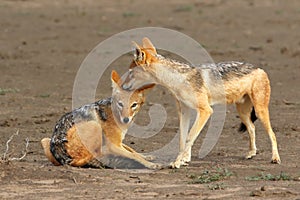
0, 0, 299, 199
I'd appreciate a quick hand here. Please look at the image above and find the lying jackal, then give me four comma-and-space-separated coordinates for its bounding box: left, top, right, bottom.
41, 70, 160, 169
120, 37, 281, 168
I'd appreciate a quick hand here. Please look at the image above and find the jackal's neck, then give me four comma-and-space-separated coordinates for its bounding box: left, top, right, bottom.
148, 54, 194, 85
155, 55, 192, 72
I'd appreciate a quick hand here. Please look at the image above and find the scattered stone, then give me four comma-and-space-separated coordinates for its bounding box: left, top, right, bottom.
291, 50, 300, 57
250, 190, 264, 197
261, 185, 268, 191
0, 120, 10, 127
280, 47, 288, 54
266, 38, 273, 43
34, 118, 50, 124
249, 46, 263, 51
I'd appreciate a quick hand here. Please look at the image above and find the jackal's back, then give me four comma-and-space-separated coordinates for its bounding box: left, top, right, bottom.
194, 61, 258, 105
199, 61, 255, 80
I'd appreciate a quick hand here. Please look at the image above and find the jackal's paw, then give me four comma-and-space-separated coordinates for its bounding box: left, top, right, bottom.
182, 154, 191, 163
169, 161, 182, 169
169, 160, 189, 169
169, 153, 190, 169
149, 163, 163, 170
245, 150, 257, 159
181, 150, 192, 163
143, 154, 156, 161
271, 156, 281, 164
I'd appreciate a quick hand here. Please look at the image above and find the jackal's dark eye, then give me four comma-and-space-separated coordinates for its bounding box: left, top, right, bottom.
131, 102, 138, 109
137, 51, 145, 61
118, 101, 123, 108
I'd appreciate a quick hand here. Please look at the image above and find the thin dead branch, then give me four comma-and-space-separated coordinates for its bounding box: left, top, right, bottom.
1, 130, 29, 162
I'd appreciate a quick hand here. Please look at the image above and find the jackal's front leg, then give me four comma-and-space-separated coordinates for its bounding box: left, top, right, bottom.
170, 106, 213, 168
110, 144, 163, 169
122, 144, 155, 161
177, 101, 191, 164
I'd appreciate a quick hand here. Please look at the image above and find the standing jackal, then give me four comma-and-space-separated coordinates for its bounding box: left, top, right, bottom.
41, 70, 160, 169
120, 37, 281, 168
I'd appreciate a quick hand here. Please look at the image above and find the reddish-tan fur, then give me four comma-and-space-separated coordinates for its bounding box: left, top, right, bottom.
120, 37, 280, 168
65, 121, 102, 167
41, 70, 160, 169
41, 138, 60, 166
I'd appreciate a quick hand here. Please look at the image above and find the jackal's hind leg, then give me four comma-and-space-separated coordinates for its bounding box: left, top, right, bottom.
252, 104, 281, 164
236, 96, 257, 159
251, 75, 281, 164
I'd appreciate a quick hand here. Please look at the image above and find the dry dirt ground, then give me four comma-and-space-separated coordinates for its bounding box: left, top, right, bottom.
0, 0, 300, 199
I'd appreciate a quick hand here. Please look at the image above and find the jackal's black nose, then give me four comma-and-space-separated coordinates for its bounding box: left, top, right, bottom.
123, 117, 129, 124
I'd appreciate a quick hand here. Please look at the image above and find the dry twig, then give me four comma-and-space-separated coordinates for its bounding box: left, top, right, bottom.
1, 130, 29, 162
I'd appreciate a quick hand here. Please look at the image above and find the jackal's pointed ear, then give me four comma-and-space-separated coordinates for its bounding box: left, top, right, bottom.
132, 41, 145, 64
111, 70, 121, 90
142, 37, 157, 54
132, 41, 141, 50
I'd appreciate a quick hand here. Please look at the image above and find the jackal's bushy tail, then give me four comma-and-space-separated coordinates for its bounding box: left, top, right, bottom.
239, 108, 257, 132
